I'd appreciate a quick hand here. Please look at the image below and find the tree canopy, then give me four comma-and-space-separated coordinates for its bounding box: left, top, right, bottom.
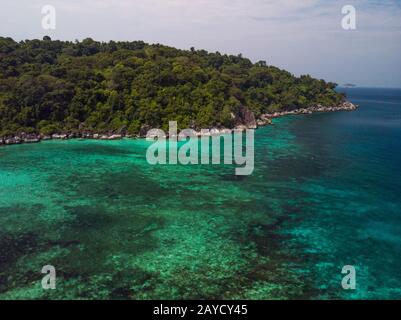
0, 36, 345, 136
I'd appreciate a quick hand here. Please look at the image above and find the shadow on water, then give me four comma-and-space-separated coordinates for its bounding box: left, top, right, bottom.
0, 200, 165, 298
0, 231, 44, 293
227, 199, 329, 299
66, 142, 135, 157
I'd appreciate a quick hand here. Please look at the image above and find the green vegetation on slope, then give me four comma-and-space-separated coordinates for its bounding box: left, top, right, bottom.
0, 36, 344, 136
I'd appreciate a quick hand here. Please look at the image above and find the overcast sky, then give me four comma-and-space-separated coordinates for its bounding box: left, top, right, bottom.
1, 0, 401, 87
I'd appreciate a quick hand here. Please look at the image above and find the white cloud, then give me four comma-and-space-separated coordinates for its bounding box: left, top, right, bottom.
1, 0, 400, 86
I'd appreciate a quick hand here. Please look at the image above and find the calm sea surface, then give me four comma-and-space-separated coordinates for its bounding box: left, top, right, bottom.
0, 87, 400, 299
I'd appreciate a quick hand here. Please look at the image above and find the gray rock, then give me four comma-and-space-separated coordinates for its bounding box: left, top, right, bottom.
235, 106, 258, 129
23, 135, 40, 143
108, 134, 122, 140
5, 137, 21, 145
52, 134, 67, 139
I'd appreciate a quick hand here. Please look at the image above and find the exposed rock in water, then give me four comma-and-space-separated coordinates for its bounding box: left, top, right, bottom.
51, 134, 68, 139
257, 118, 273, 127
108, 134, 122, 140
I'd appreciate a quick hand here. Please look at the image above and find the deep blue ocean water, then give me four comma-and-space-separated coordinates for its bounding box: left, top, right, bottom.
276, 87, 401, 298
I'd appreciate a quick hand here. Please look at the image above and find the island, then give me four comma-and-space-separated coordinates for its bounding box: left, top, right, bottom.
0, 37, 356, 145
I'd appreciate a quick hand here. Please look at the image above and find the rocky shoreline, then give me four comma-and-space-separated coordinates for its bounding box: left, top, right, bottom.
260, 101, 358, 120
0, 102, 357, 146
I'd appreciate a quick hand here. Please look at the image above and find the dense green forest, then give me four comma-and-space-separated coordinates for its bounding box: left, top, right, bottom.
0, 36, 345, 136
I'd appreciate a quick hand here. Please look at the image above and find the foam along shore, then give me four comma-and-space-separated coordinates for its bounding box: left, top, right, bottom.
0, 102, 357, 146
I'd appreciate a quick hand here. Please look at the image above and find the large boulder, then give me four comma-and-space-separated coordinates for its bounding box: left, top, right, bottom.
235, 106, 257, 129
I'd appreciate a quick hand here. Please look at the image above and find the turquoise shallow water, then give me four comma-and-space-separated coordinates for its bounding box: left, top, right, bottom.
0, 87, 400, 299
